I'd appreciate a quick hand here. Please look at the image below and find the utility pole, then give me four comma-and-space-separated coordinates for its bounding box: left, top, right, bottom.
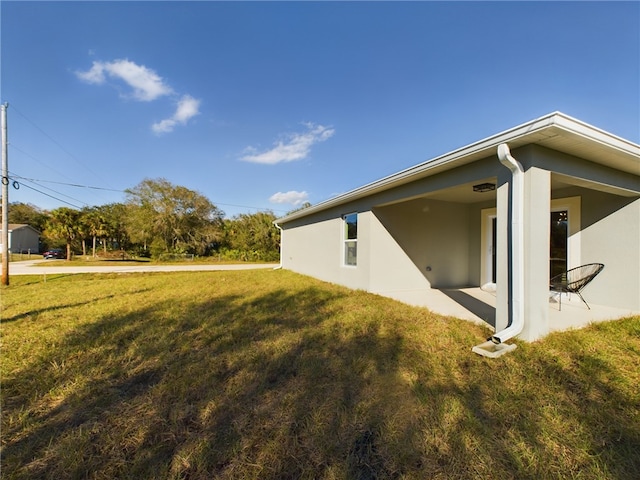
2, 103, 9, 286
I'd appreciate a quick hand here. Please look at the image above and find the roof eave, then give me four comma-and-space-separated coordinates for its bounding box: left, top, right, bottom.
275, 112, 640, 224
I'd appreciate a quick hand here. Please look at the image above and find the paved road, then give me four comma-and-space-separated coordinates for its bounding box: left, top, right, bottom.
5, 260, 278, 276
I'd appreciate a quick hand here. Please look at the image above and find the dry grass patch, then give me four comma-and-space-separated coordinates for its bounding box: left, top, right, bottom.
1, 270, 639, 479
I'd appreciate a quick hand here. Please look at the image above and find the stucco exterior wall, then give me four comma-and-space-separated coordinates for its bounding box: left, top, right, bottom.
532, 142, 640, 312
373, 199, 471, 288
367, 210, 430, 294
554, 188, 640, 311
280, 196, 478, 295
521, 167, 551, 341
281, 215, 352, 286
280, 211, 371, 291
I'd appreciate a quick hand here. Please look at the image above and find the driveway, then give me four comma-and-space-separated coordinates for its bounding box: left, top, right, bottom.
5, 260, 277, 276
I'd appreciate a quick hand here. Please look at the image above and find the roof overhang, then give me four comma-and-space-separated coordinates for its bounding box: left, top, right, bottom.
276, 111, 640, 224
5, 224, 41, 234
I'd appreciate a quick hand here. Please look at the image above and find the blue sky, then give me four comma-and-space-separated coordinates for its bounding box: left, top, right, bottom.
1, 1, 638, 218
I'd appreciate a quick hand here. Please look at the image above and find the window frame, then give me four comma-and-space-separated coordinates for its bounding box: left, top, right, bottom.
342, 212, 358, 267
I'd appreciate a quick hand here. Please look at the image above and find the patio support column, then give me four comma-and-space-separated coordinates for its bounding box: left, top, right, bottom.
521, 167, 551, 341
495, 167, 552, 341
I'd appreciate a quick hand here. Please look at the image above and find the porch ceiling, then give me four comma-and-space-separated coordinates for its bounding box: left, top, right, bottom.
552, 172, 639, 197
421, 178, 497, 204
382, 171, 637, 207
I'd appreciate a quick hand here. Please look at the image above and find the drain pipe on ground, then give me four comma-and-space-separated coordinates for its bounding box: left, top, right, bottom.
472, 143, 524, 357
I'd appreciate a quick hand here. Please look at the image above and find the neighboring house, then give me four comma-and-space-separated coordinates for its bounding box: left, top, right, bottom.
0, 224, 41, 254
275, 112, 640, 342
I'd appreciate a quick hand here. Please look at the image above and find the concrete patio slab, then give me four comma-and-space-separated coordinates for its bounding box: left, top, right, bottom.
376, 286, 638, 335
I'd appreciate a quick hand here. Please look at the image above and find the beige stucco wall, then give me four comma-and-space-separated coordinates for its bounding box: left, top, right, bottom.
280, 215, 365, 290
373, 199, 471, 289
554, 188, 640, 311
521, 167, 551, 341
280, 197, 477, 295
367, 211, 430, 294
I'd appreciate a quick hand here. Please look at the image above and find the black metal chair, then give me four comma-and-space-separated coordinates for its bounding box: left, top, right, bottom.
550, 263, 604, 311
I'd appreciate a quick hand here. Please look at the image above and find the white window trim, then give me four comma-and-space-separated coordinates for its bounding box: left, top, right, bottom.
342, 212, 358, 267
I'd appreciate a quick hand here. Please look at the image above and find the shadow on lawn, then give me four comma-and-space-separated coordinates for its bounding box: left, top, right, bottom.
2, 277, 639, 479
0, 291, 149, 324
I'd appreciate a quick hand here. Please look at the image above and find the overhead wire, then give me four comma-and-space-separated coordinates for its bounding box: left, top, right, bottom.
8, 171, 288, 213
8, 171, 87, 208
9, 181, 84, 209
10, 104, 116, 189
10, 174, 125, 193
7, 104, 290, 214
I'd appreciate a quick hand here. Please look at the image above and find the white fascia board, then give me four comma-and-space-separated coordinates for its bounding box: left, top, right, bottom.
276, 112, 639, 224
551, 112, 640, 156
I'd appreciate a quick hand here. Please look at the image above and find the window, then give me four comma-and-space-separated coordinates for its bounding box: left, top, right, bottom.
343, 213, 357, 266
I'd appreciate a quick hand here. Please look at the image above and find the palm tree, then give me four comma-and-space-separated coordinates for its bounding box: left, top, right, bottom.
82, 207, 108, 258
45, 208, 80, 261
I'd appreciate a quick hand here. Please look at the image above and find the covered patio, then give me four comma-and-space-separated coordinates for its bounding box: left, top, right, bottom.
370, 130, 639, 342
276, 112, 640, 343
381, 286, 637, 335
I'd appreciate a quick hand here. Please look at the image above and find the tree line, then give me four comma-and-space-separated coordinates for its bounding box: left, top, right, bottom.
4, 178, 286, 262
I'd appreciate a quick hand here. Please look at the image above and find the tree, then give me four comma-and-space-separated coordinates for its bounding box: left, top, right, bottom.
5, 202, 49, 232
286, 202, 312, 215
223, 211, 280, 261
125, 178, 224, 257
44, 207, 81, 261
101, 203, 129, 253
81, 206, 109, 257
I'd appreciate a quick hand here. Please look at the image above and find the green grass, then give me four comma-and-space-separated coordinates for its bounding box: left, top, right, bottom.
1, 271, 639, 479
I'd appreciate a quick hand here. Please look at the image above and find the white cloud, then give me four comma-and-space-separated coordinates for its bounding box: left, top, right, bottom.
241, 123, 335, 164
77, 58, 201, 135
152, 95, 201, 134
76, 59, 173, 101
269, 190, 309, 206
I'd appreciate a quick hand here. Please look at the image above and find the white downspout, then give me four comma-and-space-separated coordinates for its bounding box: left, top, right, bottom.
489, 143, 525, 344
273, 222, 283, 270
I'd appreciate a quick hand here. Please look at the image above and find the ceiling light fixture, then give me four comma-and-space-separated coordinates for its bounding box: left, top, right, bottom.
473, 182, 496, 193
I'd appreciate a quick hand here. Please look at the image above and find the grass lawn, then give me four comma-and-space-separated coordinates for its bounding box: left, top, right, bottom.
1, 270, 639, 479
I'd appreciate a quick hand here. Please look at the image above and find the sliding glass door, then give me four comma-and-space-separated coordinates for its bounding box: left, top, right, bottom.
550, 210, 568, 279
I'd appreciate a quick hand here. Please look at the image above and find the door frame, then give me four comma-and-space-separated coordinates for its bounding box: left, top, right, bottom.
481, 196, 581, 287
480, 208, 497, 288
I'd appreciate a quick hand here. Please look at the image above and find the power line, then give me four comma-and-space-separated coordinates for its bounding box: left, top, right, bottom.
10, 174, 125, 193
11, 172, 287, 213
9, 172, 289, 213
6, 104, 291, 215
10, 104, 116, 189
9, 172, 88, 207
10, 180, 84, 209
214, 202, 288, 214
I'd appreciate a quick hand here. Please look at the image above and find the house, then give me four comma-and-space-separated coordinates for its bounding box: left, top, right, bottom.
0, 224, 41, 254
274, 112, 640, 343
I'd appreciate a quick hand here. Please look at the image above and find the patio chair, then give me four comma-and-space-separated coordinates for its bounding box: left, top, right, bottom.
549, 263, 604, 311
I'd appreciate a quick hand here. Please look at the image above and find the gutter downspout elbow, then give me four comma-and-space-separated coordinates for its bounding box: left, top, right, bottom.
489, 143, 525, 344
